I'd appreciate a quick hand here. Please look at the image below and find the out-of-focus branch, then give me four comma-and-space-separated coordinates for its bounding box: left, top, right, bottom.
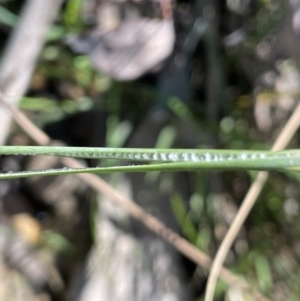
0, 0, 64, 145
205, 103, 300, 301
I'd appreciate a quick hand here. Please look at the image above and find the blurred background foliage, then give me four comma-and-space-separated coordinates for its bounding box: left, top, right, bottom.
1, 0, 300, 300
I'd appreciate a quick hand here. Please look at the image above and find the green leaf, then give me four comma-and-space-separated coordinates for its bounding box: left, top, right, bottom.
170, 192, 198, 243
0, 5, 18, 27
254, 255, 273, 292
1, 146, 300, 179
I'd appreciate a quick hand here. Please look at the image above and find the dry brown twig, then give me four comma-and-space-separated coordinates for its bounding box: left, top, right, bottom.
205, 103, 300, 301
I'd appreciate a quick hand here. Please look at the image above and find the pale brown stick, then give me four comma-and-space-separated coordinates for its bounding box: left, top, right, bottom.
205, 103, 300, 301
0, 96, 270, 301
0, 0, 64, 145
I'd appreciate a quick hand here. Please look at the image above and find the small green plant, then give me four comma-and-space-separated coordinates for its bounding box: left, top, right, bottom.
0, 146, 299, 179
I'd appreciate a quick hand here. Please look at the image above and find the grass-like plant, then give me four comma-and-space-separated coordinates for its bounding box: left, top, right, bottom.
2, 145, 299, 301
0, 145, 299, 178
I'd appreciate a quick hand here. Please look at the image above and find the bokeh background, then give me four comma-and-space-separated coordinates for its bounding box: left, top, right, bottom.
0, 0, 300, 300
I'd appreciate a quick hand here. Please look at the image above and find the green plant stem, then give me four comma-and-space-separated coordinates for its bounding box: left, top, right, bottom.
0, 146, 300, 179
0, 145, 299, 162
